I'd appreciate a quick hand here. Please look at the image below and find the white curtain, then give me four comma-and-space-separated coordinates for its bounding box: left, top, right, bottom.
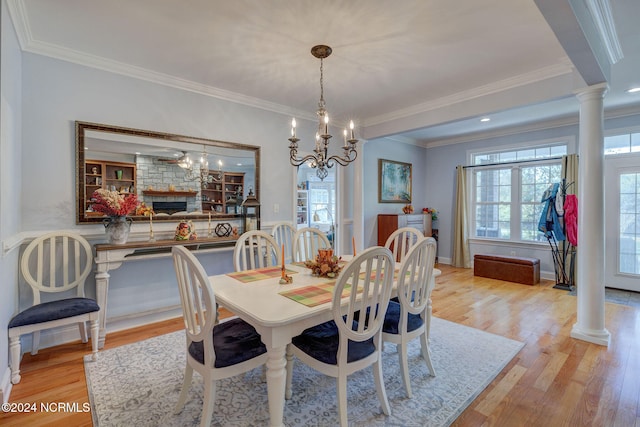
452, 165, 471, 268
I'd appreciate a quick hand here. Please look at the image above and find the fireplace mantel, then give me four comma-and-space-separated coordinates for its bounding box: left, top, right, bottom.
142, 190, 197, 197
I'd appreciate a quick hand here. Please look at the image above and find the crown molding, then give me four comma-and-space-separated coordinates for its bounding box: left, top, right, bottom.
7, 1, 316, 122
584, 0, 624, 64
6, 0, 30, 49
363, 61, 574, 128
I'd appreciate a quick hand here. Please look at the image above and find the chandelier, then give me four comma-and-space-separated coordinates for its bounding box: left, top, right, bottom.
181, 148, 223, 189
289, 45, 358, 180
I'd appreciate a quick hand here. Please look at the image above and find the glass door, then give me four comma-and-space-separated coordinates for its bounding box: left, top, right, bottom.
605, 155, 640, 291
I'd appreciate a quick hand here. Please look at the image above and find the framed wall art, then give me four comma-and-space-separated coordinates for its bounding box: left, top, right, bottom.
378, 159, 412, 203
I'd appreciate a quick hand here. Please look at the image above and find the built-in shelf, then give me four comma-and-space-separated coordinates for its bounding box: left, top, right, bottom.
142, 190, 198, 197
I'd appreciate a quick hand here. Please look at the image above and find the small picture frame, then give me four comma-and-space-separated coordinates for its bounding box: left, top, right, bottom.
378, 159, 412, 203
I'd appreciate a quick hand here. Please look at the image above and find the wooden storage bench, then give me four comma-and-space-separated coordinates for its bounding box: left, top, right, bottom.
474, 254, 540, 285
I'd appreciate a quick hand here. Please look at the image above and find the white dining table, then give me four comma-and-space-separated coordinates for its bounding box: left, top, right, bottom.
210, 258, 441, 427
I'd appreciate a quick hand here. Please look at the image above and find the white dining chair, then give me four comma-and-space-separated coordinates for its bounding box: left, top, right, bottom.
292, 227, 331, 262
384, 226, 423, 263
382, 237, 437, 398
286, 246, 395, 426
271, 222, 295, 264
233, 230, 281, 271
8, 232, 99, 384
172, 246, 268, 427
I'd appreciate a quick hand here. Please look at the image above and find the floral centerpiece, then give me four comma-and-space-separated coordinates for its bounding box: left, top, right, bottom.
92, 189, 139, 244
422, 207, 438, 221
304, 249, 343, 278
135, 202, 154, 217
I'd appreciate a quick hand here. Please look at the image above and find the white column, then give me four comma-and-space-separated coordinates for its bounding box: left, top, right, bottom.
570, 83, 610, 347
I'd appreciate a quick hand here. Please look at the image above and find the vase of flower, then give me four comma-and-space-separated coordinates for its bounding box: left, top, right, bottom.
104, 216, 132, 244
91, 189, 139, 244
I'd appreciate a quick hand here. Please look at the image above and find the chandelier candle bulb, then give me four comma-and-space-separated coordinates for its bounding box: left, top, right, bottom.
291, 118, 296, 138
349, 120, 355, 140
343, 129, 348, 147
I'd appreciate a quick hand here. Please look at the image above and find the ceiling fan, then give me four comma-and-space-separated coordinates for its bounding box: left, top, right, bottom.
157, 151, 192, 168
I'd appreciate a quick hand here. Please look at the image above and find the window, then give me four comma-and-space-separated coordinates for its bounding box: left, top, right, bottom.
605, 132, 640, 155
470, 142, 566, 243
619, 172, 640, 275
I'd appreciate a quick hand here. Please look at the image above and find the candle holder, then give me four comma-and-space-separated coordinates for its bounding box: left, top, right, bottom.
148, 214, 156, 242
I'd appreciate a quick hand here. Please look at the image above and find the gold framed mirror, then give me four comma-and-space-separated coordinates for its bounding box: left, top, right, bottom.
76, 121, 260, 224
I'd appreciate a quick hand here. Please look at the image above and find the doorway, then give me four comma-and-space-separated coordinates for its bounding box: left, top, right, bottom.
296, 164, 337, 249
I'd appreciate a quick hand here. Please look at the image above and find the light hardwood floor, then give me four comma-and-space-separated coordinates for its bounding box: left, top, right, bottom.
2, 265, 639, 426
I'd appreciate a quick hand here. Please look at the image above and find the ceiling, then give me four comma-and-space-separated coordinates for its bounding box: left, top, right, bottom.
8, 0, 640, 146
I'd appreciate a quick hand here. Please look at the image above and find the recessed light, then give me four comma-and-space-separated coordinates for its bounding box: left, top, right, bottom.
627, 87, 640, 93
480, 117, 491, 122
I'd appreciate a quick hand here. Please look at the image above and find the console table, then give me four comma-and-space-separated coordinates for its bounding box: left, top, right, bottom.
94, 236, 236, 348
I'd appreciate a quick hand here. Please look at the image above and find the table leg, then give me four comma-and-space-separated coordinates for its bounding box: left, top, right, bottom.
95, 271, 110, 349
265, 345, 287, 427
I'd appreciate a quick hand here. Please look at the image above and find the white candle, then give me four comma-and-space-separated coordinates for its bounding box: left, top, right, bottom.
324, 115, 329, 135
349, 120, 355, 140
291, 118, 297, 138
343, 129, 348, 147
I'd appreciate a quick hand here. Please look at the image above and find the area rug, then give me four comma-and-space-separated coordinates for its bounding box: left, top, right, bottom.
84, 317, 523, 426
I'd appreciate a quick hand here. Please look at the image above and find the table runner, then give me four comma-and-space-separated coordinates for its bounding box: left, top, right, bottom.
226, 266, 298, 283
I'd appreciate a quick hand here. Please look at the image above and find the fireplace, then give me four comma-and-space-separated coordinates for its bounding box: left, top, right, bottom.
153, 201, 187, 215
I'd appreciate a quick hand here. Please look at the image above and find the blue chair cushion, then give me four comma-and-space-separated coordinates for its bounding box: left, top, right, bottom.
382, 301, 424, 335
189, 317, 267, 368
292, 320, 375, 365
8, 297, 99, 328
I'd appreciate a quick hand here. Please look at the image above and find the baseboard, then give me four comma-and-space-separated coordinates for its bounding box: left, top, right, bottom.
106, 306, 183, 334
1, 366, 13, 403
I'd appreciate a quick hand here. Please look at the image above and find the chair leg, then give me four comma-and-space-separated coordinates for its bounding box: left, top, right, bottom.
200, 379, 216, 427
285, 344, 294, 400
31, 331, 40, 355
78, 321, 88, 343
398, 340, 412, 398
90, 319, 99, 361
426, 299, 433, 344
174, 365, 193, 414
373, 357, 391, 416
9, 334, 22, 384
336, 374, 349, 427
420, 332, 436, 376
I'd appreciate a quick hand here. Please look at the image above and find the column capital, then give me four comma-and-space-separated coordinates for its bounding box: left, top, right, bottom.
575, 82, 609, 101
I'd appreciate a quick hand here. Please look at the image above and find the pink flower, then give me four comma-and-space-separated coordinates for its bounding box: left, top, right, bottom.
91, 189, 139, 217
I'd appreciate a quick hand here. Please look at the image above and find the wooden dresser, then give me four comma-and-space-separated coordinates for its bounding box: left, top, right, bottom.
377, 214, 433, 245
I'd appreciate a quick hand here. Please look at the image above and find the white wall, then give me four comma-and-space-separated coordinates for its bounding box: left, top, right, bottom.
1, 0, 23, 401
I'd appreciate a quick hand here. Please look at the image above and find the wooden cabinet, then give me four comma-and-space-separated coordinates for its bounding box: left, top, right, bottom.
85, 160, 136, 213
201, 172, 245, 214
377, 214, 433, 246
